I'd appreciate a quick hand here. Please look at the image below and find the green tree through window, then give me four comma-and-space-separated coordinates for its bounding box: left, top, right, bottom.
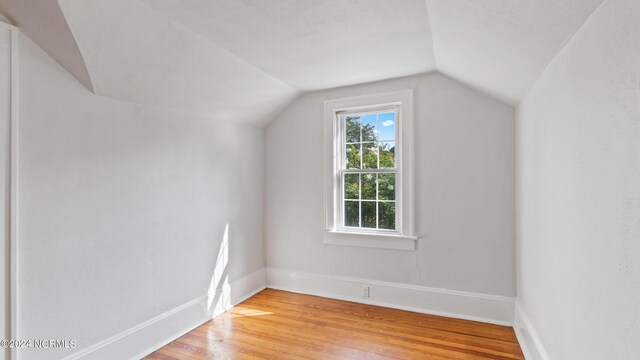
342, 111, 397, 231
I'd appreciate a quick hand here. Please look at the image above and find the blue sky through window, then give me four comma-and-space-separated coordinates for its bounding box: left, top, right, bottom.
379, 112, 395, 141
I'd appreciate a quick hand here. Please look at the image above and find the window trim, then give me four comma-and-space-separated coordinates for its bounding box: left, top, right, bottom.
323, 90, 416, 251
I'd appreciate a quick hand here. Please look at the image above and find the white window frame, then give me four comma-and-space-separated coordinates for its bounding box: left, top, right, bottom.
324, 90, 416, 251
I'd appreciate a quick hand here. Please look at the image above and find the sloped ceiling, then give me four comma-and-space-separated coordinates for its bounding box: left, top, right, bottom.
0, 0, 94, 91
58, 0, 298, 126
426, 0, 604, 105
0, 0, 604, 125
138, 0, 437, 91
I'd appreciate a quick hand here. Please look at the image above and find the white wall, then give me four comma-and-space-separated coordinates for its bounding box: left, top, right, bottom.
516, 0, 640, 359
265, 72, 516, 298
15, 33, 265, 359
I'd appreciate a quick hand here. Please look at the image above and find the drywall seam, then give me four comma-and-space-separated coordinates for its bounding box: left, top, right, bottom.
422, 0, 438, 68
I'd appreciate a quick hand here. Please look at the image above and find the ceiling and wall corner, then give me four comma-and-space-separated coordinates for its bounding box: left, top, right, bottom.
0, 0, 606, 125
138, 0, 437, 91
425, 0, 604, 105
56, 0, 299, 127
0, 0, 94, 91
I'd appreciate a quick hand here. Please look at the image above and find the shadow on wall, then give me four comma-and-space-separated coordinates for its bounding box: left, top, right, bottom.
207, 223, 231, 317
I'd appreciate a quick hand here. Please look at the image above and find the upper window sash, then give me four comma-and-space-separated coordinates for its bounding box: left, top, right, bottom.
337, 107, 399, 173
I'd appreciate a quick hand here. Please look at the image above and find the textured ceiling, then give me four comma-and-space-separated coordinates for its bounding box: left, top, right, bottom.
426, 0, 604, 105
0, 0, 605, 125
58, 0, 298, 126
139, 0, 437, 91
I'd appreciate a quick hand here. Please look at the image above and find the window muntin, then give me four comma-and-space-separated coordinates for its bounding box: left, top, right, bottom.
338, 108, 399, 233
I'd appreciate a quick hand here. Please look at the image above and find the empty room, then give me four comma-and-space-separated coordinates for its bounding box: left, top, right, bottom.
0, 0, 638, 359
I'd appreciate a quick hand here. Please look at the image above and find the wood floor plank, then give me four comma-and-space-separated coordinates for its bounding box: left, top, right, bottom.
226, 301, 520, 359
145, 289, 524, 360
242, 296, 521, 355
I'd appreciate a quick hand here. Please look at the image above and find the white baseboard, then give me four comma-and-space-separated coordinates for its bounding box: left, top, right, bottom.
513, 301, 550, 360
266, 268, 515, 326
62, 268, 266, 360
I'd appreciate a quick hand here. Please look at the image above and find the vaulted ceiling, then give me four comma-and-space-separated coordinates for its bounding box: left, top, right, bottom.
0, 0, 603, 126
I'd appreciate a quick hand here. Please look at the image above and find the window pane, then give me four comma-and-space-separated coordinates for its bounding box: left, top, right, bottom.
378, 173, 396, 200
378, 112, 395, 141
344, 201, 359, 227
345, 143, 361, 169
362, 114, 377, 142
378, 202, 396, 230
379, 141, 395, 168
361, 201, 376, 228
339, 109, 400, 233
344, 174, 359, 200
362, 142, 378, 169
345, 116, 360, 143
361, 173, 376, 200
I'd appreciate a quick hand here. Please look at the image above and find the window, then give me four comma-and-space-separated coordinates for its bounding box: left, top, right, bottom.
324, 91, 416, 250
340, 109, 398, 232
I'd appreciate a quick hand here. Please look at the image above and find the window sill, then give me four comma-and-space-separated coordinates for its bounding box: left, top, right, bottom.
323, 230, 417, 251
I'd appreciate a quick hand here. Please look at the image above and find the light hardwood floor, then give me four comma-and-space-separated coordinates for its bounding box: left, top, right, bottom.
146, 288, 524, 359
